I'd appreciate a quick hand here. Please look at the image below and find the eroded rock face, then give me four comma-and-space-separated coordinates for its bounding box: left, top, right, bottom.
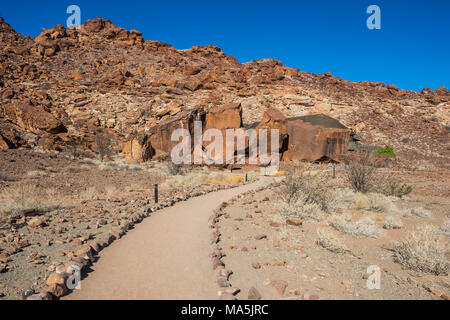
283, 114, 350, 162
149, 106, 206, 160
0, 15, 448, 168
256, 107, 288, 153
205, 103, 242, 130
122, 134, 154, 163
204, 103, 244, 165
0, 103, 66, 134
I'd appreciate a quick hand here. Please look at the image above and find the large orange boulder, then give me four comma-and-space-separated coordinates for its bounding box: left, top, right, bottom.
1, 103, 66, 134
283, 114, 350, 162
205, 103, 242, 130
203, 103, 243, 165
0, 119, 24, 149
122, 134, 153, 163
149, 106, 205, 160
256, 107, 288, 153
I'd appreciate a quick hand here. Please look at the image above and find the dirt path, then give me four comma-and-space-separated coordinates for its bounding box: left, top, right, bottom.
65, 177, 275, 300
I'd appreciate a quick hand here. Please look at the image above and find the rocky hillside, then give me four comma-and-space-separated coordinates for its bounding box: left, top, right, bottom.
0, 17, 448, 169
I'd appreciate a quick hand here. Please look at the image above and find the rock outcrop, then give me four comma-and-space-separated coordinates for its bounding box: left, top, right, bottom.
0, 16, 448, 169
283, 114, 350, 162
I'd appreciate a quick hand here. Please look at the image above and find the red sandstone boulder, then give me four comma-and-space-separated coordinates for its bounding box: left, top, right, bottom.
283, 114, 350, 162
0, 103, 66, 134
149, 106, 205, 160
256, 107, 288, 153
122, 134, 154, 163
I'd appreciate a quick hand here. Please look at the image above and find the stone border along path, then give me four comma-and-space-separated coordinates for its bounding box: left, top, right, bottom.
210, 179, 283, 300
26, 182, 247, 300
33, 176, 280, 300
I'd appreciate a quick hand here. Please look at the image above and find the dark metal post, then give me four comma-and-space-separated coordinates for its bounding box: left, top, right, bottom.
154, 184, 158, 203
245, 173, 248, 183
332, 164, 336, 179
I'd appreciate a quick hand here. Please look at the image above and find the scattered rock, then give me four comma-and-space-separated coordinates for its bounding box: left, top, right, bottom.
270, 280, 288, 296
248, 286, 262, 300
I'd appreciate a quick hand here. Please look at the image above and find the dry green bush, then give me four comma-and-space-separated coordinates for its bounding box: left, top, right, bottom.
383, 215, 404, 229
328, 214, 386, 238
382, 181, 414, 198
0, 184, 61, 221
316, 228, 349, 253
394, 224, 448, 275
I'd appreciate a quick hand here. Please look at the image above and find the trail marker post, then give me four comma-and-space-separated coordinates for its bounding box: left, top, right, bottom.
154, 184, 158, 203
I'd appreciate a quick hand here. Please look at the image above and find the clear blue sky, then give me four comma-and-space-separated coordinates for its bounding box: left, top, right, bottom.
1, 0, 449, 91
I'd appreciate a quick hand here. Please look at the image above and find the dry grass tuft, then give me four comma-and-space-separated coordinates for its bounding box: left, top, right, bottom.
366, 193, 398, 213
328, 214, 386, 238
410, 207, 432, 218
394, 224, 448, 275
383, 215, 404, 229
316, 228, 349, 253
278, 165, 337, 221
0, 184, 61, 221
441, 220, 450, 237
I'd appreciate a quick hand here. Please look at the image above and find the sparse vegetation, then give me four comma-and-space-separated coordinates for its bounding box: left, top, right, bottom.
0, 184, 61, 221
441, 220, 450, 236
366, 192, 398, 213
0, 172, 15, 182
383, 215, 403, 229
26, 170, 45, 179
344, 152, 379, 193
374, 145, 397, 157
382, 181, 414, 198
316, 228, 349, 253
410, 207, 432, 218
165, 161, 185, 176
394, 224, 448, 275
281, 164, 336, 214
328, 215, 386, 238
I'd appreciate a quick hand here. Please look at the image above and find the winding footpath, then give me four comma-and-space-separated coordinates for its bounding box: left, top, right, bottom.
65, 177, 275, 300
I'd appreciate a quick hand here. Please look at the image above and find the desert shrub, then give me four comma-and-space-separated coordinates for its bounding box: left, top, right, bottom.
328, 215, 386, 239
354, 193, 371, 210
281, 165, 335, 213
26, 170, 45, 179
0, 172, 15, 182
383, 215, 404, 229
374, 145, 397, 157
382, 181, 414, 198
316, 228, 349, 253
279, 193, 323, 221
344, 152, 379, 193
0, 184, 60, 219
394, 224, 448, 275
104, 185, 117, 200
209, 175, 244, 185
410, 207, 431, 218
165, 161, 185, 176
79, 186, 99, 201
366, 193, 398, 213
441, 220, 450, 236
